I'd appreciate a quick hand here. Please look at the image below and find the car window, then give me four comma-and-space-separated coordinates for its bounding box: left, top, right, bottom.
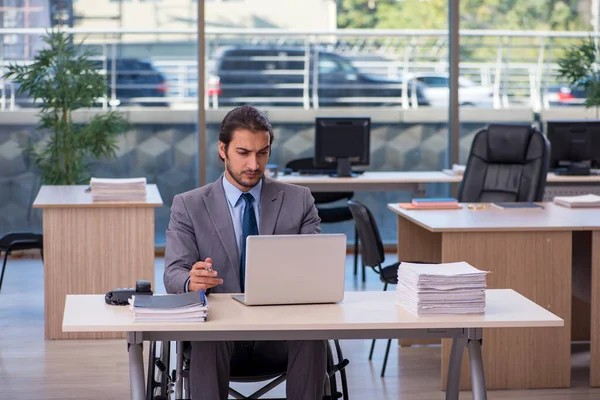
421, 76, 448, 87
336, 57, 356, 73
318, 58, 339, 74
459, 77, 475, 87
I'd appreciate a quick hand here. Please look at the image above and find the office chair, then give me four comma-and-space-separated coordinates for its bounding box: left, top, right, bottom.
0, 232, 43, 293
347, 200, 428, 378
146, 340, 349, 400
285, 157, 364, 281
458, 124, 550, 202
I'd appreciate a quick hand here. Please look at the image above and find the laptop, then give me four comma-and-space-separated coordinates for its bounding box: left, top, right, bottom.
231, 234, 347, 306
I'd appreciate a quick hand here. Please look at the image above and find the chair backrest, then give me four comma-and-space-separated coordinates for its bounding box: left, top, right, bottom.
347, 200, 385, 267
285, 157, 353, 203
458, 124, 550, 203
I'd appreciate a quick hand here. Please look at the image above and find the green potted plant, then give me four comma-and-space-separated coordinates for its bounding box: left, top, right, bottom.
2, 30, 129, 185
557, 36, 600, 118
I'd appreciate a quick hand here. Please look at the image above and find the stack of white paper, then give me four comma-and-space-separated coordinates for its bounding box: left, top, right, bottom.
129, 292, 209, 322
396, 261, 488, 315
90, 177, 147, 201
553, 194, 600, 208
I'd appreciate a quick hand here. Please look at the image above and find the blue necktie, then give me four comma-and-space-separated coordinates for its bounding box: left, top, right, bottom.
240, 192, 258, 292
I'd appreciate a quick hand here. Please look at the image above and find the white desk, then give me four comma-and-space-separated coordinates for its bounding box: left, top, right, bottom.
277, 170, 600, 196
277, 171, 461, 193
443, 170, 600, 184
63, 290, 562, 400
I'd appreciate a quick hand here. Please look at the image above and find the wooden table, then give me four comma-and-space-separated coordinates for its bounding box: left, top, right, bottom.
63, 290, 562, 400
549, 207, 600, 386
387, 202, 579, 390
33, 184, 163, 340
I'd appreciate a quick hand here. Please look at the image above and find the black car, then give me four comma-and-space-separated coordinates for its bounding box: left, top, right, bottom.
92, 58, 168, 107
3, 58, 168, 108
207, 46, 429, 108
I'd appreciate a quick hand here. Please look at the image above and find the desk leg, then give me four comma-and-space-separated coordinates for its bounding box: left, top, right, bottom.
445, 334, 468, 400
467, 329, 487, 400
127, 332, 146, 400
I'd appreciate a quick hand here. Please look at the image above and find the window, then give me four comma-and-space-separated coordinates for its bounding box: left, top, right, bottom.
420, 76, 448, 88
318, 59, 339, 74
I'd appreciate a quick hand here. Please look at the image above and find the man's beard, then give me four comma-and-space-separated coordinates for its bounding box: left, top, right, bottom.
225, 161, 263, 188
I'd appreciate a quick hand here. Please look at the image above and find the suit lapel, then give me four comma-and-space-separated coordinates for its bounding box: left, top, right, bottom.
260, 177, 283, 235
203, 177, 239, 283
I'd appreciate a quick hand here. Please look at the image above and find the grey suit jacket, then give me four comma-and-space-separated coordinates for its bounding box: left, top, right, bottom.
164, 173, 322, 294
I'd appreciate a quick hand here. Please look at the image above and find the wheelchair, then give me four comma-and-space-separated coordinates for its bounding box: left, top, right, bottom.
146, 340, 350, 400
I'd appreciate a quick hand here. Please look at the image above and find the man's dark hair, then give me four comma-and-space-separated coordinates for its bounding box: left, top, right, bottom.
219, 105, 274, 161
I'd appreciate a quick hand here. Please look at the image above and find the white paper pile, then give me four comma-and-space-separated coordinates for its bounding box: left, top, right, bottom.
90, 177, 147, 201
396, 261, 488, 315
129, 292, 209, 322
553, 194, 600, 208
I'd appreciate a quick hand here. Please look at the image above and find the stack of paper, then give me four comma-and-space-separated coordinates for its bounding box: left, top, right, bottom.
553, 194, 600, 208
90, 177, 147, 201
129, 291, 209, 322
410, 197, 459, 209
443, 164, 466, 176
396, 262, 488, 315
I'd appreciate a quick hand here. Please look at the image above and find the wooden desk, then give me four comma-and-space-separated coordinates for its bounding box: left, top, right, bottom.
277, 171, 461, 193
63, 290, 562, 400
387, 202, 578, 390
33, 185, 163, 340
549, 207, 600, 386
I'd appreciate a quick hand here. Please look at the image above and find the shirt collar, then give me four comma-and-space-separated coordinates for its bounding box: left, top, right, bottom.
222, 174, 263, 208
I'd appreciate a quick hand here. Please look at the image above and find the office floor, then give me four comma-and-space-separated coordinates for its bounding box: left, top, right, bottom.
1, 254, 600, 399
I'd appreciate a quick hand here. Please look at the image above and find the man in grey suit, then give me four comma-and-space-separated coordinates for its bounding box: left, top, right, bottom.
164, 105, 327, 400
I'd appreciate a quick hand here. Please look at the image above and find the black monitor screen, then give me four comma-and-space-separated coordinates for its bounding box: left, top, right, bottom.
547, 120, 600, 169
314, 117, 370, 170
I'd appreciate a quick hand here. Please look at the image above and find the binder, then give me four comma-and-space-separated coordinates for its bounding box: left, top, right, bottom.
130, 291, 209, 322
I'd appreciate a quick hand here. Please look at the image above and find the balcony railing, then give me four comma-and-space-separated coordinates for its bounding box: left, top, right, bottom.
0, 27, 598, 111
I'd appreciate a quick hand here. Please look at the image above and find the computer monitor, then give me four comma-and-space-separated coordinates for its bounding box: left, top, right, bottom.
546, 120, 600, 175
314, 117, 371, 177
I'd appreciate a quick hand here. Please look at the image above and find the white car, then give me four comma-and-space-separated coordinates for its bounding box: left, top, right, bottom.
406, 73, 494, 108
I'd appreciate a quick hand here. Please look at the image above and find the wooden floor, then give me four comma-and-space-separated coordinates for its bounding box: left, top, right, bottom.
2, 254, 600, 399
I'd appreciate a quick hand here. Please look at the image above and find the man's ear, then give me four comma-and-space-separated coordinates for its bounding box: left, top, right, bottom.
218, 141, 227, 160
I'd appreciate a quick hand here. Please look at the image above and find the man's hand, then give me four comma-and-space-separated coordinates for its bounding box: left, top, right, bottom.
188, 257, 223, 292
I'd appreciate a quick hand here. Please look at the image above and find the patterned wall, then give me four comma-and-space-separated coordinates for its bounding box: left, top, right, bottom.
0, 119, 509, 245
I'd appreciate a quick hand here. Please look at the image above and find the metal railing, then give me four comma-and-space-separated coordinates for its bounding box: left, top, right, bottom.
0, 27, 598, 111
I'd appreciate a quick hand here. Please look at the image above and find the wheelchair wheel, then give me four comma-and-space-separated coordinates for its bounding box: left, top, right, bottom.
146, 341, 173, 400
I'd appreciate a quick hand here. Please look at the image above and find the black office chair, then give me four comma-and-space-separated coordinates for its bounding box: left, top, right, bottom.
458, 124, 550, 202
146, 340, 349, 400
285, 157, 364, 281
347, 200, 412, 378
0, 232, 43, 293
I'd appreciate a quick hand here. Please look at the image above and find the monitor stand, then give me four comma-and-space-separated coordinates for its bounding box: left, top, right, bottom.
329, 157, 357, 178
555, 161, 591, 176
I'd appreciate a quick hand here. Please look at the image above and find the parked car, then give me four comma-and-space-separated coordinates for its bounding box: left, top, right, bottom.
207, 46, 430, 108
0, 81, 34, 109
1, 58, 168, 109
405, 73, 494, 108
92, 58, 168, 107
544, 82, 586, 107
